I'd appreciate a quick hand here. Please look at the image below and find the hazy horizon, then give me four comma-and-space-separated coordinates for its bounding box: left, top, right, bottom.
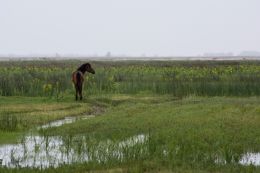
0, 0, 259, 57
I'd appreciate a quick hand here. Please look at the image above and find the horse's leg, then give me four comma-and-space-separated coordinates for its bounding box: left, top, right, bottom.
78, 83, 83, 100
74, 84, 78, 101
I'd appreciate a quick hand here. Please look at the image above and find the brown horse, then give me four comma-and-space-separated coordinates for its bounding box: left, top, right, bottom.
72, 63, 95, 100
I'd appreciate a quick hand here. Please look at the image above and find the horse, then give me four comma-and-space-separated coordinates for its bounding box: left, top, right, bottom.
72, 63, 95, 100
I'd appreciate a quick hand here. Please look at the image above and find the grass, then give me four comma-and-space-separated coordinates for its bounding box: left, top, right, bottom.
1, 60, 260, 172
0, 96, 94, 144
1, 60, 260, 97
0, 94, 260, 172
44, 95, 260, 153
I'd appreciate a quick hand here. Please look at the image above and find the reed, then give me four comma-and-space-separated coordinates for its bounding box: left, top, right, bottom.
1, 60, 260, 97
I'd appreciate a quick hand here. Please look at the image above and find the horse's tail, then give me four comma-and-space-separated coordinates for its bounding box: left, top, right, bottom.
76, 72, 81, 85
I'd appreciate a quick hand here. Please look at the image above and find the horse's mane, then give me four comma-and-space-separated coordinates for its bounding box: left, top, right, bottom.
77, 63, 90, 73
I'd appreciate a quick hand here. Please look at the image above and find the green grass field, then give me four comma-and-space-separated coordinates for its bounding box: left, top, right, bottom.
0, 60, 260, 172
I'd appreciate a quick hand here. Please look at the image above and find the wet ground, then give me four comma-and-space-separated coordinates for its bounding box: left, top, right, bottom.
0, 114, 147, 168
0, 134, 147, 168
0, 114, 259, 168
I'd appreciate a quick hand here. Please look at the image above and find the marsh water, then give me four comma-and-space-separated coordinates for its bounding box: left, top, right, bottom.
0, 115, 259, 169
239, 153, 260, 166
39, 115, 95, 129
0, 134, 147, 168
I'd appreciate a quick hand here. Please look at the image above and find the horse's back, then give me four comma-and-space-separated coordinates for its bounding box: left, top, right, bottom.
72, 71, 84, 85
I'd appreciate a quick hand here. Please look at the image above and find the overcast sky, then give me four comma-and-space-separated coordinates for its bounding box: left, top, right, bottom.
0, 0, 259, 56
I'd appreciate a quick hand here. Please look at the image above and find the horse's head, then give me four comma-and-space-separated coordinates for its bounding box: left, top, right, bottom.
77, 63, 95, 74
84, 63, 95, 74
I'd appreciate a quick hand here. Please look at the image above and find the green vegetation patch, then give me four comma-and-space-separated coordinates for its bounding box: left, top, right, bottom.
1, 60, 260, 97
0, 96, 93, 133
39, 96, 260, 172
1, 95, 260, 172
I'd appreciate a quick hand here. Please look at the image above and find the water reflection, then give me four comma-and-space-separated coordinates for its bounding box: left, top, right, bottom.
239, 153, 260, 166
0, 134, 147, 168
39, 115, 95, 129
1, 133, 259, 168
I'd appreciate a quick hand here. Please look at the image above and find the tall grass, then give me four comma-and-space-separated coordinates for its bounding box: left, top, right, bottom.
0, 113, 18, 131
1, 60, 260, 97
